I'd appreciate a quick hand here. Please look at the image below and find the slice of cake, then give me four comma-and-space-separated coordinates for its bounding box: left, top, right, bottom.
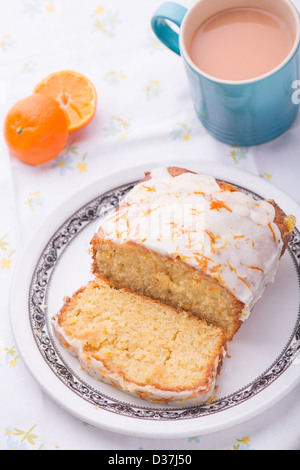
52, 278, 226, 404
91, 167, 295, 340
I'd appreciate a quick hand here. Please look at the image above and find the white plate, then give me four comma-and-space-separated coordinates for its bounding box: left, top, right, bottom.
10, 161, 300, 439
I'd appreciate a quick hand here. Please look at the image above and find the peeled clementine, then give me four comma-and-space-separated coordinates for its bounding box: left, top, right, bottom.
4, 93, 69, 165
34, 70, 97, 133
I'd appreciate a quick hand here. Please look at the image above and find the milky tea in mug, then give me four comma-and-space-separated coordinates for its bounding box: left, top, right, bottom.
189, 7, 294, 81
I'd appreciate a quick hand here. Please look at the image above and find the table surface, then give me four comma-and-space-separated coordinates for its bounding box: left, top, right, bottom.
1, 0, 300, 450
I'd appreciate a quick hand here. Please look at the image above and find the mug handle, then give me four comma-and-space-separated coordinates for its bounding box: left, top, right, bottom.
151, 2, 188, 56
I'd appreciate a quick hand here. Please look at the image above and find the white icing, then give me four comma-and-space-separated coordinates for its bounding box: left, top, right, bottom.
99, 168, 284, 319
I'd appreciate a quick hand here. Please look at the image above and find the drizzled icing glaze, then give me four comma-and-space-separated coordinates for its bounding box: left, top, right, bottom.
99, 168, 283, 320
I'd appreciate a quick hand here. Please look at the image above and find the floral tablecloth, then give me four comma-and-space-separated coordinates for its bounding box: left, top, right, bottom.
1, 0, 300, 450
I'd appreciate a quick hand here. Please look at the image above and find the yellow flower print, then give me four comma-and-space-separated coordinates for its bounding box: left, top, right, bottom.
77, 162, 87, 173
9, 358, 18, 367
94, 6, 105, 15
24, 0, 55, 17
0, 34, 13, 53
233, 436, 252, 450
171, 122, 191, 141
0, 233, 15, 270
21, 60, 38, 73
102, 70, 126, 85
12, 425, 38, 446
104, 116, 131, 140
76, 153, 88, 173
144, 80, 161, 101
0, 234, 9, 251
0, 257, 13, 269
259, 172, 272, 180
0, 344, 19, 366
25, 191, 45, 211
6, 425, 45, 449
239, 436, 250, 445
92, 7, 121, 37
52, 142, 89, 175
146, 28, 164, 54
45, 3, 55, 13
227, 146, 248, 165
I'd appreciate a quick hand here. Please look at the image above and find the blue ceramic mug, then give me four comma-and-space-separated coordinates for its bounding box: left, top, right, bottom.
151, 0, 300, 146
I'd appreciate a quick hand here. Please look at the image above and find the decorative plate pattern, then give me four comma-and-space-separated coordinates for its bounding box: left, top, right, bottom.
29, 181, 300, 421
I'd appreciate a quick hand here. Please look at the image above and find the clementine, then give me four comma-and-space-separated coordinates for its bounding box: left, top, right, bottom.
4, 93, 69, 165
34, 70, 97, 133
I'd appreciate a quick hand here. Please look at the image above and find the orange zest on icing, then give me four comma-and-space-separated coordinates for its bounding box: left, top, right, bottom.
210, 199, 232, 212
190, 207, 203, 217
142, 185, 156, 192
204, 230, 219, 253
210, 264, 222, 274
195, 254, 213, 270
204, 230, 215, 243
189, 190, 206, 196
228, 261, 237, 274
142, 205, 163, 217
248, 265, 264, 272
268, 222, 277, 243
238, 276, 250, 289
109, 211, 126, 223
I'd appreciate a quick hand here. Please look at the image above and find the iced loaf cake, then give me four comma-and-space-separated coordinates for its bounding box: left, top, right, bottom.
91, 166, 295, 340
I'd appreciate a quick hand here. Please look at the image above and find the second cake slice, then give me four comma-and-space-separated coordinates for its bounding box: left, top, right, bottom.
52, 278, 226, 404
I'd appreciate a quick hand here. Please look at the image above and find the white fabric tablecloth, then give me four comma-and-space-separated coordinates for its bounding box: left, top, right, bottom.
0, 0, 300, 450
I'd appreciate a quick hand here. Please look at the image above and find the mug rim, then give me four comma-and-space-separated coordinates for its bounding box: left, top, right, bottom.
179, 0, 300, 85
